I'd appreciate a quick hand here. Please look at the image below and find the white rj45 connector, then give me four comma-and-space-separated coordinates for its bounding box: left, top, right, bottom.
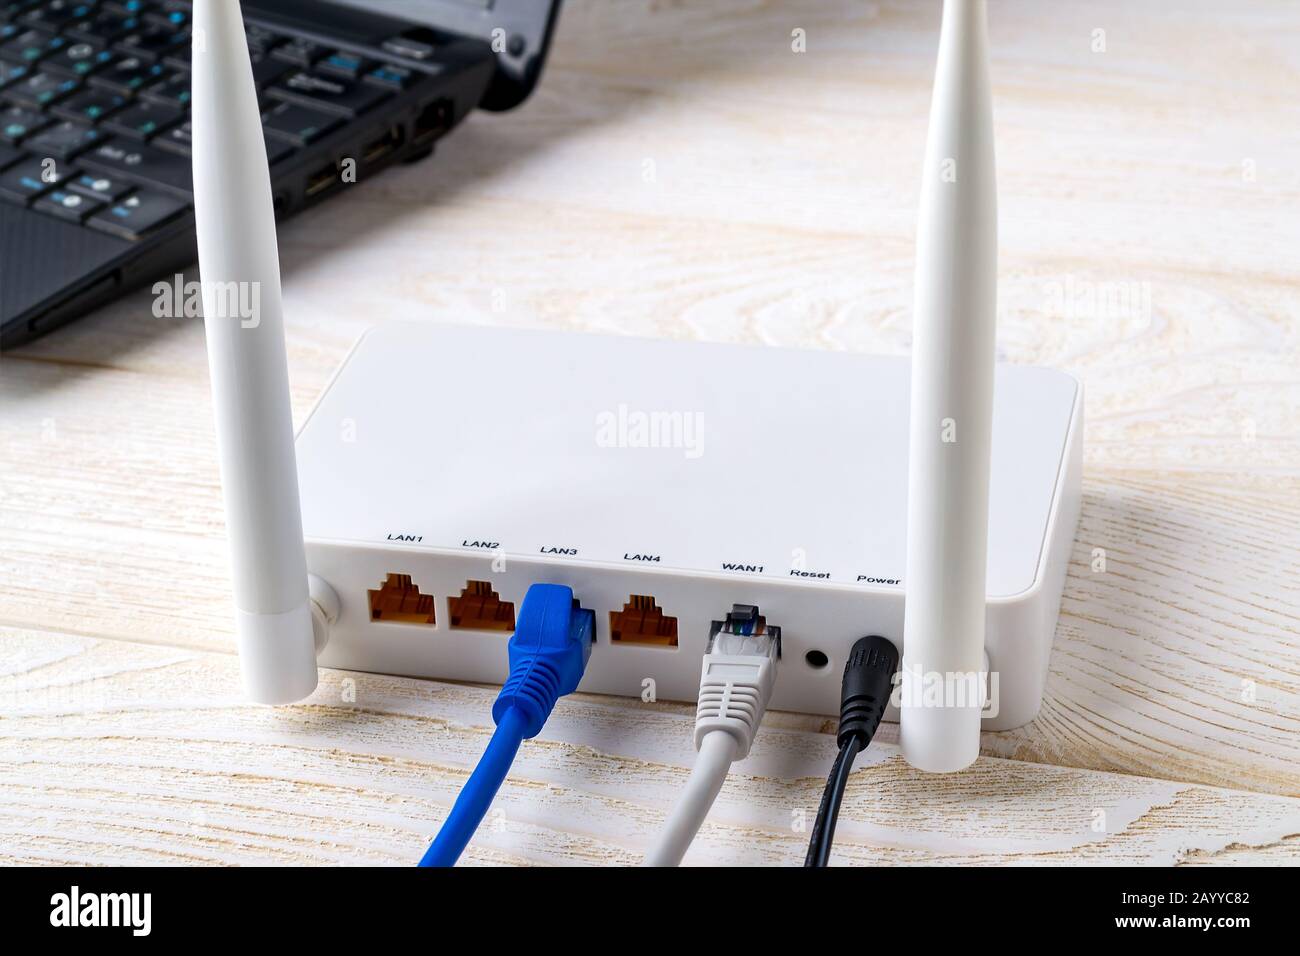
645, 606, 780, 867
693, 615, 780, 757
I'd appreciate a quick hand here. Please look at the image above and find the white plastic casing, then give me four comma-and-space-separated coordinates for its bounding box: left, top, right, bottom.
900, 0, 999, 772
297, 323, 1082, 729
192, 1, 317, 704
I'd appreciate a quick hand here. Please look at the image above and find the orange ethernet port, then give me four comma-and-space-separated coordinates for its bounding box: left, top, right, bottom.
368, 573, 436, 626
610, 595, 678, 647
448, 580, 516, 631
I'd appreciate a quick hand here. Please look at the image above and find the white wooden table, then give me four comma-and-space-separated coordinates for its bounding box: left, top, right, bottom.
1, 0, 1298, 865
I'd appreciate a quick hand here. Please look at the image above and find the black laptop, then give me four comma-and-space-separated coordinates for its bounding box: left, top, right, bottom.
0, 0, 562, 348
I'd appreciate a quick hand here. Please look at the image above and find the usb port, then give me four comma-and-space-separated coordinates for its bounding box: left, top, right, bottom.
363, 126, 405, 165
305, 161, 338, 197
413, 98, 452, 147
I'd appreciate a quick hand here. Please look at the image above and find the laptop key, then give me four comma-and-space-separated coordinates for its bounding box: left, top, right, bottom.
81, 139, 192, 193
52, 87, 129, 123
67, 169, 133, 201
269, 69, 390, 117
244, 25, 284, 56
115, 24, 189, 63
41, 38, 115, 78
6, 70, 80, 107
139, 70, 188, 107
0, 56, 31, 89
23, 119, 106, 159
271, 38, 326, 67
264, 136, 293, 165
103, 1, 151, 15
1, 2, 43, 22
319, 51, 368, 80
364, 63, 417, 90
0, 103, 49, 142
145, 3, 189, 30
87, 186, 188, 239
87, 53, 165, 94
380, 36, 436, 62
249, 53, 290, 90
0, 141, 21, 169
261, 100, 342, 146
66, 11, 143, 44
34, 185, 104, 222
0, 155, 76, 203
104, 99, 182, 139
1, 28, 67, 63
161, 47, 190, 72
151, 114, 188, 154
22, 0, 98, 33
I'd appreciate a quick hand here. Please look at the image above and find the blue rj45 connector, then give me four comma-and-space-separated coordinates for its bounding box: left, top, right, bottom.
418, 583, 594, 867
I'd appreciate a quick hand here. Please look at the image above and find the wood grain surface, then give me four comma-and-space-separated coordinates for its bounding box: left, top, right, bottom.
1, 0, 1298, 864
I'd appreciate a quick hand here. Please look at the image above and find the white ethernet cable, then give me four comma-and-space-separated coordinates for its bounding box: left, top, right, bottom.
642, 606, 779, 867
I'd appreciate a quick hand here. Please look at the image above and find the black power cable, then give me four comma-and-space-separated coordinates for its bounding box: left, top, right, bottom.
804, 635, 898, 867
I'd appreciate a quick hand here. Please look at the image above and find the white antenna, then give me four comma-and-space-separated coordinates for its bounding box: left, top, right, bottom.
899, 0, 997, 772
192, 0, 323, 704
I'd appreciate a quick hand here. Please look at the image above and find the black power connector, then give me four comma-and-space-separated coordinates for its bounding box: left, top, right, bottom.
804, 635, 899, 867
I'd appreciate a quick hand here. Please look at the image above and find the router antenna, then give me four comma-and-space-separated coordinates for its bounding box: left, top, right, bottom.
192, 0, 320, 703
900, 0, 997, 772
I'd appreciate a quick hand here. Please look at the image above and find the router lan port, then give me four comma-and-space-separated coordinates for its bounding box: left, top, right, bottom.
368, 573, 436, 625
610, 595, 678, 647
449, 580, 516, 631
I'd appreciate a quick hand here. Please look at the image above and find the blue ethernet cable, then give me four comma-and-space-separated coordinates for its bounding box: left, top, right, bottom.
418, 583, 594, 867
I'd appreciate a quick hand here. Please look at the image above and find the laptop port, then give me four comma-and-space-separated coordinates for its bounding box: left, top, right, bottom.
413, 98, 452, 146
363, 126, 405, 165
305, 161, 339, 198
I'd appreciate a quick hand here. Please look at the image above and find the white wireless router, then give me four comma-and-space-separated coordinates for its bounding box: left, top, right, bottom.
194, 0, 1080, 762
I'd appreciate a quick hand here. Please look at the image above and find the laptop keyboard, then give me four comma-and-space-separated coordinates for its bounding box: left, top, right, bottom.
0, 0, 421, 241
